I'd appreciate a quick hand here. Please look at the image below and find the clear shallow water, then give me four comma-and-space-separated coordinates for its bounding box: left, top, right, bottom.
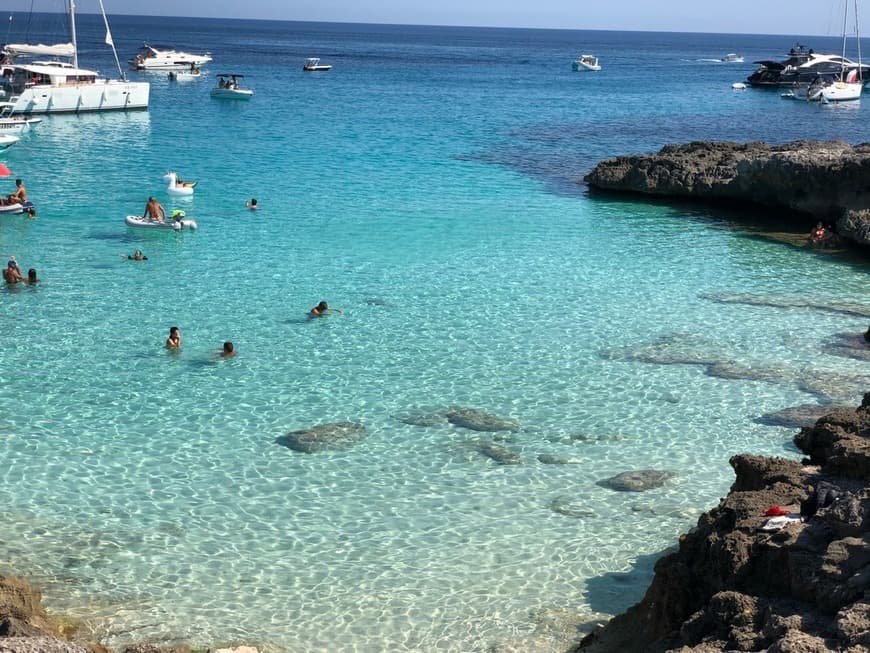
1, 17, 869, 652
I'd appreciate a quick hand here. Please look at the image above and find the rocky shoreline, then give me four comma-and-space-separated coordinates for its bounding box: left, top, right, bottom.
584, 140, 870, 248
571, 394, 870, 653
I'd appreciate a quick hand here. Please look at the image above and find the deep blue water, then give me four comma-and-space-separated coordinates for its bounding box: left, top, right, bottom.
0, 14, 868, 653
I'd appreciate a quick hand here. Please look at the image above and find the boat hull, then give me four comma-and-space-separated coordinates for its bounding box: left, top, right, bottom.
0, 200, 35, 214
210, 88, 253, 100
125, 215, 197, 230
809, 81, 863, 102
7, 80, 150, 115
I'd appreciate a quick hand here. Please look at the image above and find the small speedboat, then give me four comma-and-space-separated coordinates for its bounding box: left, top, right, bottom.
0, 134, 20, 150
210, 74, 253, 99
303, 57, 332, 71
0, 200, 35, 215
163, 171, 196, 196
125, 212, 197, 230
721, 53, 745, 63
572, 54, 601, 72
0, 104, 42, 135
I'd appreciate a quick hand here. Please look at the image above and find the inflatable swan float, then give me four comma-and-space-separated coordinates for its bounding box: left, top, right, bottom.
164, 171, 197, 196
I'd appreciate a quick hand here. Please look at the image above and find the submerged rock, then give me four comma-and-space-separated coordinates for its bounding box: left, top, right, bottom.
755, 404, 846, 428
276, 422, 367, 453
537, 454, 582, 465
549, 496, 596, 519
598, 470, 674, 492
472, 440, 522, 465
444, 407, 520, 432
394, 409, 449, 428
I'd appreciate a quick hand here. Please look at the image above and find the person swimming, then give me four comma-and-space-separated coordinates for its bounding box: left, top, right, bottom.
126, 249, 148, 261
310, 300, 342, 318
246, 198, 259, 210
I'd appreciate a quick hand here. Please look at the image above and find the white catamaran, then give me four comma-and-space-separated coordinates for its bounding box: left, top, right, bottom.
0, 0, 149, 114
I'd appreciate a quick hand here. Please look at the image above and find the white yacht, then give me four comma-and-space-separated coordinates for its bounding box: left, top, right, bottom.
131, 44, 213, 71
0, 2, 149, 115
572, 54, 601, 72
721, 53, 744, 63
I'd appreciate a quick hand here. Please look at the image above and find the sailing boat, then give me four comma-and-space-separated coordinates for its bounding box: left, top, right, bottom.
0, 0, 149, 114
808, 0, 863, 102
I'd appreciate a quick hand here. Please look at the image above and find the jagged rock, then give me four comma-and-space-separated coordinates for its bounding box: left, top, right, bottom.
571, 396, 870, 653
835, 601, 870, 646
472, 440, 522, 465
275, 422, 367, 453
444, 407, 520, 432
598, 470, 673, 492
0, 576, 58, 640
584, 140, 870, 246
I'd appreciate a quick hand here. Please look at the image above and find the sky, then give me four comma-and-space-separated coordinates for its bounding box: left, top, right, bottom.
0, 0, 858, 36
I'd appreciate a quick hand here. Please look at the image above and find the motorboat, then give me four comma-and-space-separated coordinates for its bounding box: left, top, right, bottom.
721, 53, 745, 63
572, 54, 601, 71
0, 3, 149, 115
0, 134, 20, 149
125, 212, 197, 230
168, 69, 202, 81
746, 43, 869, 88
0, 200, 35, 215
164, 171, 196, 196
303, 57, 332, 71
210, 74, 253, 99
130, 44, 212, 71
0, 103, 42, 134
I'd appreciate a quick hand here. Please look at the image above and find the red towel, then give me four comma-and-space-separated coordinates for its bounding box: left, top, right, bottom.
764, 505, 790, 516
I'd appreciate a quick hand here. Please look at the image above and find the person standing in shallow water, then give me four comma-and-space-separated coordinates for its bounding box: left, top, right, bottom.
166, 326, 181, 349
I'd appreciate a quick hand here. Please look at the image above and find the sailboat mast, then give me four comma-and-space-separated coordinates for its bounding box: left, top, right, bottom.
856, 0, 863, 80
69, 0, 78, 69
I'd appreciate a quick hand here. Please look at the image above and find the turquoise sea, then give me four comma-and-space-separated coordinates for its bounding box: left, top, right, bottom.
1, 15, 870, 652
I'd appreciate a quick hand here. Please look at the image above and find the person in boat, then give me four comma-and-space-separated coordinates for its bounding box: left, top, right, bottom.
310, 300, 342, 317
230, 75, 238, 89
143, 196, 166, 222
166, 326, 181, 349
246, 198, 259, 210
126, 249, 147, 261
25, 268, 38, 284
219, 78, 226, 89
6, 178, 26, 205
190, 63, 199, 74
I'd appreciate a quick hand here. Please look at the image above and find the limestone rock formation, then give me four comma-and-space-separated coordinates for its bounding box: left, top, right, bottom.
573, 394, 870, 653
584, 140, 870, 246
